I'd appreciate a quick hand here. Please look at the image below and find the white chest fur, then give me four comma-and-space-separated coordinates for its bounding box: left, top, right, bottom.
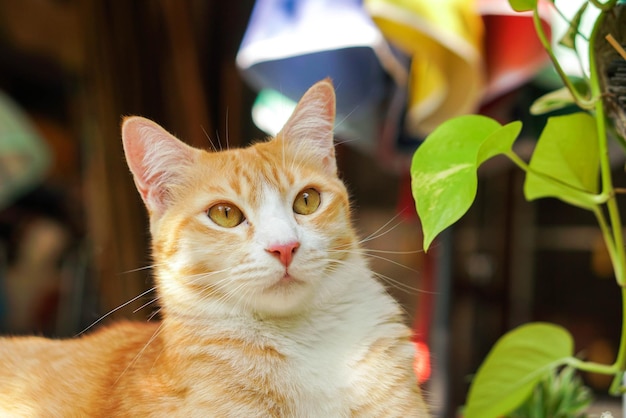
225, 278, 405, 416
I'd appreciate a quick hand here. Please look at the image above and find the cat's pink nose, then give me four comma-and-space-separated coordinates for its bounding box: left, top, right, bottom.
266, 241, 300, 267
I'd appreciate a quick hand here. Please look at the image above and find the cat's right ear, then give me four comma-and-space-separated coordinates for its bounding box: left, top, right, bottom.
121, 116, 196, 215
277, 78, 337, 175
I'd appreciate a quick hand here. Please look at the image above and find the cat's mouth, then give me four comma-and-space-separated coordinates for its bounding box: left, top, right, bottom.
265, 273, 304, 291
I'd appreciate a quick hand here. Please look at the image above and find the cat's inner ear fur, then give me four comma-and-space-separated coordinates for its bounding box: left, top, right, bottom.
121, 116, 196, 215
277, 78, 337, 175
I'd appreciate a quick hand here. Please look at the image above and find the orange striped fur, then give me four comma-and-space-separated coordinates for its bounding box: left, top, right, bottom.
0, 80, 429, 416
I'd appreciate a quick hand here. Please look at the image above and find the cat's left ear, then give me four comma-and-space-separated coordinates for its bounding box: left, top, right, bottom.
277, 78, 337, 175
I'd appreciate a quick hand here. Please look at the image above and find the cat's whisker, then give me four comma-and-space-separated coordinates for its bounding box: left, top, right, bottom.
120, 263, 164, 274
225, 286, 249, 314
147, 307, 162, 322
215, 128, 223, 151
200, 125, 219, 152
203, 286, 244, 317
77, 287, 157, 336
189, 270, 232, 288
225, 107, 230, 150
334, 105, 358, 132
114, 322, 165, 386
328, 248, 420, 274
133, 297, 160, 314
224, 281, 252, 308
314, 265, 418, 320
184, 272, 246, 312
330, 246, 426, 275
321, 256, 430, 295
334, 137, 360, 147
149, 338, 168, 376
362, 248, 424, 255
199, 284, 233, 307
357, 213, 406, 245
371, 271, 432, 295
183, 268, 231, 285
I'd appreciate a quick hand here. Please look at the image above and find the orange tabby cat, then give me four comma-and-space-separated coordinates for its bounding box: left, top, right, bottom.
0, 79, 429, 417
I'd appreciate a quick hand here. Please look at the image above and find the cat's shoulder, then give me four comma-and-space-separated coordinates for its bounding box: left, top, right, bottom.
0, 320, 160, 357
89, 319, 160, 340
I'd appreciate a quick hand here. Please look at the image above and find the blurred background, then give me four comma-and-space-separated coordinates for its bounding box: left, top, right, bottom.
0, 0, 623, 416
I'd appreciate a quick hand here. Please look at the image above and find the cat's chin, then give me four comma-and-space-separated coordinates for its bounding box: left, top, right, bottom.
264, 273, 304, 291
247, 273, 314, 317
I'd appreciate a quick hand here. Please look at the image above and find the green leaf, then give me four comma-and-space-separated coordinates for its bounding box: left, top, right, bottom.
465, 323, 575, 418
508, 0, 538, 12
410, 116, 521, 251
558, 2, 588, 50
529, 79, 590, 115
478, 121, 522, 164
530, 86, 576, 115
524, 112, 600, 209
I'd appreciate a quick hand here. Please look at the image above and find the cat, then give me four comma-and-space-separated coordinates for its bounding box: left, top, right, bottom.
0, 79, 429, 417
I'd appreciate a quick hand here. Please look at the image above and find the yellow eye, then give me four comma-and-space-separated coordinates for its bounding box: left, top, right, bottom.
293, 188, 321, 215
207, 203, 244, 228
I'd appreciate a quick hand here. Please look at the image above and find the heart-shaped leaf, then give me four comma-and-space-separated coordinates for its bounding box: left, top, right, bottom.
411, 116, 521, 251
465, 323, 575, 418
524, 112, 599, 209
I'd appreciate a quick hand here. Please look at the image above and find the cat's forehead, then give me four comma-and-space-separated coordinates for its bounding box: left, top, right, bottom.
198, 139, 313, 188
176, 136, 344, 216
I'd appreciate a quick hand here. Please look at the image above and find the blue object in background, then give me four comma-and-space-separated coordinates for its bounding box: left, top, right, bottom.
236, 0, 408, 154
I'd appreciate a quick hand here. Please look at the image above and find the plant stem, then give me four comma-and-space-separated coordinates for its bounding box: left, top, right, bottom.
588, 6, 626, 392
589, 0, 618, 12
532, 8, 594, 109
610, 287, 626, 394
588, 10, 626, 287
567, 357, 618, 375
505, 151, 608, 206
594, 206, 619, 274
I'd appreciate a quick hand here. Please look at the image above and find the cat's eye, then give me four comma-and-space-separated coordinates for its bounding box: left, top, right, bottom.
207, 203, 245, 228
293, 188, 321, 215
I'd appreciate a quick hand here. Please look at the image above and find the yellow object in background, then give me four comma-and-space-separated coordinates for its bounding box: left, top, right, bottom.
365, 0, 485, 137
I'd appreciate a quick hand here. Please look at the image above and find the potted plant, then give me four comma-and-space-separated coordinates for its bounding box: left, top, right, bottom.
410, 0, 626, 416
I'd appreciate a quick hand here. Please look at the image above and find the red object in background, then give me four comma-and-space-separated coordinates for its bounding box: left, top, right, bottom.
399, 174, 434, 385
480, 0, 552, 102
411, 240, 436, 385
413, 340, 432, 384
